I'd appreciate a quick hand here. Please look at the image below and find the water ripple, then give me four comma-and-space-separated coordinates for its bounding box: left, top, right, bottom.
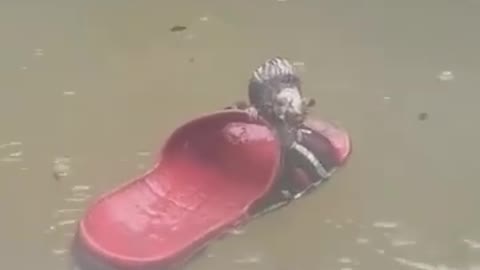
373, 221, 398, 229
391, 239, 417, 247
53, 156, 71, 180
338, 257, 353, 264
57, 219, 76, 227
437, 71, 454, 81
356, 237, 370, 244
234, 255, 261, 264
71, 185, 91, 192
0, 141, 22, 149
463, 239, 480, 249
394, 257, 456, 270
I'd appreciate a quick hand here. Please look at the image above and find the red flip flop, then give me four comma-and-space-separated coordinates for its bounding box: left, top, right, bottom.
75, 110, 282, 269
73, 110, 352, 270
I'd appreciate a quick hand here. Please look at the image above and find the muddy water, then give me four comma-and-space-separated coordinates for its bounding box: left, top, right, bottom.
1, 0, 480, 269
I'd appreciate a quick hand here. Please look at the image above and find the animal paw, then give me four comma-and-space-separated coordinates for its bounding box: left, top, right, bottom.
245, 106, 260, 121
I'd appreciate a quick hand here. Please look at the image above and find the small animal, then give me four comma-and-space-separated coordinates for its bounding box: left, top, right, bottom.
246, 57, 315, 146
224, 57, 317, 201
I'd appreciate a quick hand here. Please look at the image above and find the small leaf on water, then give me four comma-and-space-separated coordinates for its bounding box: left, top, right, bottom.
170, 25, 187, 32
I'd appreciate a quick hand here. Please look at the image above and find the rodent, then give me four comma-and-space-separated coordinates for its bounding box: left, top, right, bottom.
247, 57, 315, 146
224, 57, 319, 201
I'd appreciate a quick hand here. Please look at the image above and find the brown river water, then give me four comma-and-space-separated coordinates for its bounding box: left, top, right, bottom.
1, 0, 480, 269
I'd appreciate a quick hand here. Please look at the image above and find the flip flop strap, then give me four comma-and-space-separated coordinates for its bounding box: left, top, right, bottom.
290, 141, 331, 180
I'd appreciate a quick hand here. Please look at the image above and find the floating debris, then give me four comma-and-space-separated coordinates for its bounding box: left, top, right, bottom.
383, 96, 391, 101
437, 71, 454, 81
345, 218, 353, 224
418, 112, 429, 121
335, 224, 343, 229
170, 25, 187, 32
206, 253, 215, 258
292, 61, 305, 67
340, 268, 353, 270
199, 16, 209, 22
20, 66, 28, 70
463, 239, 480, 249
373, 221, 398, 229
53, 156, 71, 180
376, 249, 385, 255
324, 219, 333, 224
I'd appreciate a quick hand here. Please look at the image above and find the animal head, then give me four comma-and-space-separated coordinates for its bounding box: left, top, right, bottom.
272, 87, 303, 120
248, 57, 314, 125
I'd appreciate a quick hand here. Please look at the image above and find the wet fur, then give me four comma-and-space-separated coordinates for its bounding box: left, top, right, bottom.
225, 57, 318, 198
248, 57, 315, 144
249, 57, 315, 125
227, 57, 315, 146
